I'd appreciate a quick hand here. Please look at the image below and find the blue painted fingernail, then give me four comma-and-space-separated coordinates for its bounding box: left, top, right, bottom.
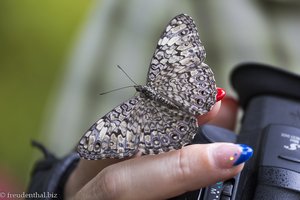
233, 144, 253, 166
211, 143, 254, 169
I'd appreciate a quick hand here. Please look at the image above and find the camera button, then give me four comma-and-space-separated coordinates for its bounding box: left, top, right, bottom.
278, 154, 300, 163
222, 182, 233, 196
221, 196, 231, 200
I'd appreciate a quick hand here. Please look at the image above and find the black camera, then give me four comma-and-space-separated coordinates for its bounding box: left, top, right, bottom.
172, 63, 300, 200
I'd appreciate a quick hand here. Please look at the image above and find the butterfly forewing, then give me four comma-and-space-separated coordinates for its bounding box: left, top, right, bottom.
147, 14, 206, 83
147, 14, 216, 115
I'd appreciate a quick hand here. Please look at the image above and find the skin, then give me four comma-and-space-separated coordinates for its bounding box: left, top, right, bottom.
65, 97, 240, 200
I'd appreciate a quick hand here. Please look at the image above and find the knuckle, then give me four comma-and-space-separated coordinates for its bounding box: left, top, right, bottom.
176, 148, 193, 181
98, 168, 120, 200
175, 146, 214, 183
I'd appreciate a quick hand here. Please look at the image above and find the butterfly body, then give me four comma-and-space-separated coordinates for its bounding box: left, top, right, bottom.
135, 85, 179, 109
77, 14, 217, 160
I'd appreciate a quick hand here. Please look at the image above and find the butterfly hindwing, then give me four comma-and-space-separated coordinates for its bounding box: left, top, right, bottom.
77, 97, 142, 159
139, 97, 198, 155
77, 94, 198, 159
147, 14, 217, 115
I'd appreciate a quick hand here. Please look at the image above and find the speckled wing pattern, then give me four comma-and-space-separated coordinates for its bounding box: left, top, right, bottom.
77, 95, 198, 159
147, 14, 216, 115
138, 96, 198, 155
78, 97, 141, 159
77, 14, 216, 160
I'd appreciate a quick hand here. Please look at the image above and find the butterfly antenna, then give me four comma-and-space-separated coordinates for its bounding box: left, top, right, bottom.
117, 65, 138, 85
99, 85, 135, 95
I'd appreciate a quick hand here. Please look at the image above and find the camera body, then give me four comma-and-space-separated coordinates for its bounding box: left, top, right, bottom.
172, 63, 300, 200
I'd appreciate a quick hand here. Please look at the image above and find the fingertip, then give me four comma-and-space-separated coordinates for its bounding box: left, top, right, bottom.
159, 144, 247, 192
209, 143, 253, 168
208, 96, 239, 130
222, 96, 239, 113
197, 101, 221, 125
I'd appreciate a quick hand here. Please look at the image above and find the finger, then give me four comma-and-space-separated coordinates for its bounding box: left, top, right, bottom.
77, 143, 253, 200
64, 159, 122, 198
67, 89, 226, 198
197, 100, 221, 125
208, 97, 239, 130
67, 95, 224, 195
196, 87, 226, 125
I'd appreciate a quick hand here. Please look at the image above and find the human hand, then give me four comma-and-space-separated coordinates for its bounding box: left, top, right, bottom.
64, 97, 253, 200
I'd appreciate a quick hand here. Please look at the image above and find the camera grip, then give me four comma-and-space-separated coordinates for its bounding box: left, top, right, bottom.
254, 184, 300, 199
231, 63, 300, 199
252, 125, 300, 199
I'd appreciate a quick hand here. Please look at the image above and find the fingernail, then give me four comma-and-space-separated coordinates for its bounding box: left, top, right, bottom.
211, 143, 253, 168
233, 144, 254, 166
216, 87, 226, 102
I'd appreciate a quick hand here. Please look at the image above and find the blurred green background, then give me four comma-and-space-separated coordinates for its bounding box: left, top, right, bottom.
1, 0, 300, 193
0, 0, 92, 190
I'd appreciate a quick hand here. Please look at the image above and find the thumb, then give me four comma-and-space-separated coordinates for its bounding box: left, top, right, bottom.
81, 143, 253, 200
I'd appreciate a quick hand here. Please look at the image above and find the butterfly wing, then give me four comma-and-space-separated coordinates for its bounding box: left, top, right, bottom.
138, 97, 198, 155
77, 96, 143, 160
147, 14, 217, 115
77, 14, 215, 159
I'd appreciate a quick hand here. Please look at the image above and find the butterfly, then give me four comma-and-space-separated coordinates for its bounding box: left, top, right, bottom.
77, 14, 217, 160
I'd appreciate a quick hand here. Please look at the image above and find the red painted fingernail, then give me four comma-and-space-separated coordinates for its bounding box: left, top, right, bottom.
216, 87, 226, 101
